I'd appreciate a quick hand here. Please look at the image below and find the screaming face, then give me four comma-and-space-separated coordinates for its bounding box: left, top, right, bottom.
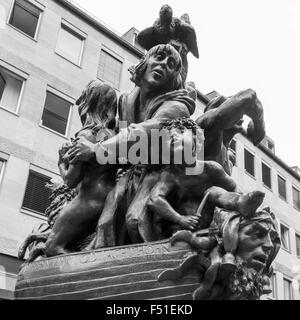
236, 220, 278, 273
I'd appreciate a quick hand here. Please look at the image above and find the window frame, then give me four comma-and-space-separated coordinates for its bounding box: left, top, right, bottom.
39, 87, 74, 138
21, 168, 52, 216
97, 46, 124, 90
283, 277, 293, 300
55, 20, 86, 67
277, 174, 287, 202
0, 158, 6, 188
7, 0, 44, 41
261, 161, 272, 191
280, 222, 291, 252
268, 272, 277, 300
244, 148, 255, 178
0, 65, 25, 115
292, 186, 300, 211
295, 232, 300, 258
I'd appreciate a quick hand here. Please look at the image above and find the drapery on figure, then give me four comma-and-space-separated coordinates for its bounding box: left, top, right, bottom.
65, 44, 196, 167
70, 44, 197, 249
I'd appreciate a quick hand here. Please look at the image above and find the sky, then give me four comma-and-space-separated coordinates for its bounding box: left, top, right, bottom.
74, 0, 300, 168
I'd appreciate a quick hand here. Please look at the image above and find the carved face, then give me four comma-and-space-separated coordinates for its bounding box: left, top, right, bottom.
236, 221, 276, 273
166, 128, 194, 166
141, 46, 181, 90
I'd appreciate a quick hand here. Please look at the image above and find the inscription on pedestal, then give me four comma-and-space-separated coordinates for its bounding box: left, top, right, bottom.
20, 243, 172, 275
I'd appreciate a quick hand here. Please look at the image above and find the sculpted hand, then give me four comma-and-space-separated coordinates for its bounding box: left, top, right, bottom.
58, 141, 73, 164
67, 136, 96, 164
178, 215, 200, 230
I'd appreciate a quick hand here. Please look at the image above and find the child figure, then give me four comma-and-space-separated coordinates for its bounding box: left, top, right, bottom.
126, 118, 265, 245
44, 81, 118, 256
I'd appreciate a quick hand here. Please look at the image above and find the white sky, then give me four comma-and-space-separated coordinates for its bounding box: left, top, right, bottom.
74, 0, 300, 168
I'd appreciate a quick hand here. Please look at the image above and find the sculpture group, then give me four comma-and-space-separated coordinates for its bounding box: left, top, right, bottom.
18, 5, 280, 300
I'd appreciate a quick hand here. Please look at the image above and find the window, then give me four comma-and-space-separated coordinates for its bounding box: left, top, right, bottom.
280, 224, 290, 251
41, 91, 71, 135
283, 278, 293, 300
262, 162, 272, 189
9, 0, 41, 38
293, 187, 300, 211
0, 66, 24, 113
278, 175, 287, 200
97, 50, 122, 89
244, 149, 255, 177
268, 273, 277, 299
22, 170, 52, 215
296, 234, 300, 257
56, 25, 84, 65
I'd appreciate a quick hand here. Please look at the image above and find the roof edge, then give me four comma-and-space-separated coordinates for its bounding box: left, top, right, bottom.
240, 131, 300, 183
54, 0, 144, 58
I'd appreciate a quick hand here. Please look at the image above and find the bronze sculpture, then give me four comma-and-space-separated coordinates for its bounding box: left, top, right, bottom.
15, 4, 280, 300
158, 206, 280, 300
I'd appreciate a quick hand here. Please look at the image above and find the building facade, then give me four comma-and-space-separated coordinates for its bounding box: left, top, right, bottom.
0, 0, 299, 300
231, 134, 300, 300
0, 0, 142, 299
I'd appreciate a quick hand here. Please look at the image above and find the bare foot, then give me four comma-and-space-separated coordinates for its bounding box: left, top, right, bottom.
236, 191, 265, 217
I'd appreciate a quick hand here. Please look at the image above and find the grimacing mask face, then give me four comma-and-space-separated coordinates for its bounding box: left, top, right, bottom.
236, 220, 277, 272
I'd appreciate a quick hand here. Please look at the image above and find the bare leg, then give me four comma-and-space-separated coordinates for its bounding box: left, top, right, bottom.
206, 186, 265, 217
94, 176, 127, 249
206, 161, 237, 192
45, 197, 100, 256
197, 89, 265, 145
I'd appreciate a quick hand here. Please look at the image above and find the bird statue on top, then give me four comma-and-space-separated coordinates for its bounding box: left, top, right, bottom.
137, 4, 199, 82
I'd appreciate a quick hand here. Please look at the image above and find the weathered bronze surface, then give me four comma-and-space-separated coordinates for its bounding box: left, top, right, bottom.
16, 4, 280, 300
